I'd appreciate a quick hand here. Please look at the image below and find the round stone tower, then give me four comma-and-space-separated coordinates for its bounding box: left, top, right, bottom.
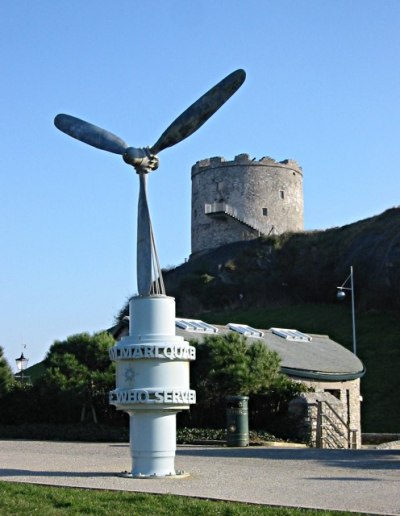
191, 154, 304, 254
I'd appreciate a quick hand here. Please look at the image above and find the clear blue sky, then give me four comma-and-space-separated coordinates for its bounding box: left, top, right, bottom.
1, 0, 399, 368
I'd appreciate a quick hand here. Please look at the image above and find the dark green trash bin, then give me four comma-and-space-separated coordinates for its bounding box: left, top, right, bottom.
226, 395, 249, 447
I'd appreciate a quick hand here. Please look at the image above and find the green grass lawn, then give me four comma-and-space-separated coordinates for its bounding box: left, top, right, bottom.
201, 303, 400, 433
0, 481, 363, 515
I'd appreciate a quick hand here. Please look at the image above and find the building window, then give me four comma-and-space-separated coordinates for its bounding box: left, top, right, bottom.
325, 389, 342, 401
228, 323, 264, 338
262, 208, 268, 216
279, 190, 285, 200
271, 328, 312, 342
176, 318, 218, 334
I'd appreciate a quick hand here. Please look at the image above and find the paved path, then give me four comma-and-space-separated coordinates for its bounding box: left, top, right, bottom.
0, 440, 399, 514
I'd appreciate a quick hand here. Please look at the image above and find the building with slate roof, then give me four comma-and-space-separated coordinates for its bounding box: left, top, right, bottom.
110, 317, 365, 448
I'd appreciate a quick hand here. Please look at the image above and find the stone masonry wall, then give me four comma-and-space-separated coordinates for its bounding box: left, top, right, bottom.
301, 378, 362, 449
191, 154, 304, 254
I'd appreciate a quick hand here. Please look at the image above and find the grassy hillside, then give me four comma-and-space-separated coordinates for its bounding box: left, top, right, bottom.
159, 209, 400, 434
197, 303, 400, 433
165, 207, 400, 315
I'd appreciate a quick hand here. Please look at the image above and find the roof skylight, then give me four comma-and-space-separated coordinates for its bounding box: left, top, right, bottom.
228, 323, 264, 338
175, 318, 219, 333
271, 328, 312, 342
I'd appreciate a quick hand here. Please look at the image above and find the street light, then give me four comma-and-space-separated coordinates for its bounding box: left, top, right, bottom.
336, 265, 357, 356
15, 353, 29, 385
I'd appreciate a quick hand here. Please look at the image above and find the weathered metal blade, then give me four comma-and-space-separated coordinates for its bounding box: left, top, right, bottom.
151, 69, 246, 154
137, 174, 153, 296
54, 114, 128, 155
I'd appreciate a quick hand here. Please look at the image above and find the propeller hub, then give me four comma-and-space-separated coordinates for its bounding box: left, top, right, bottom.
123, 147, 159, 173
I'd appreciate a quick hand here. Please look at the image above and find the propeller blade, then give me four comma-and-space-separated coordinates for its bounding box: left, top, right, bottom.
151, 69, 246, 154
54, 114, 128, 155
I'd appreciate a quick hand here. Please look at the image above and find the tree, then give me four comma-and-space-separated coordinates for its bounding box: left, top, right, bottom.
0, 346, 14, 396
190, 332, 283, 405
40, 332, 115, 423
182, 332, 308, 432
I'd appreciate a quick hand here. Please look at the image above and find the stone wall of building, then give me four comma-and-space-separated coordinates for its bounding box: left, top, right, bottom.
289, 378, 362, 449
191, 154, 304, 254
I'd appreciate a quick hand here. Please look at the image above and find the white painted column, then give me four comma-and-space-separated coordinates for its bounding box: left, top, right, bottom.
109, 295, 196, 478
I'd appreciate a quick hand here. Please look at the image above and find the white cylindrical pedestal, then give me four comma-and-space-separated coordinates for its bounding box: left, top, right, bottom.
129, 410, 177, 477
109, 295, 196, 478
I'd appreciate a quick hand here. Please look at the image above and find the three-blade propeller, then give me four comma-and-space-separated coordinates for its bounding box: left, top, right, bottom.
54, 69, 246, 297
54, 69, 245, 170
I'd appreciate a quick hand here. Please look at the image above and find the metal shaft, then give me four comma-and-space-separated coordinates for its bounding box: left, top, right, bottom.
350, 266, 357, 355
136, 173, 165, 296
137, 174, 152, 296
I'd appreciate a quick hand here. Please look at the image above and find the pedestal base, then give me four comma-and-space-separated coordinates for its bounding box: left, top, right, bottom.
129, 409, 180, 477
118, 470, 190, 479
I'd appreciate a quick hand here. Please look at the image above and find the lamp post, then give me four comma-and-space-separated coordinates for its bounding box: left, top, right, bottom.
336, 265, 357, 355
15, 353, 29, 385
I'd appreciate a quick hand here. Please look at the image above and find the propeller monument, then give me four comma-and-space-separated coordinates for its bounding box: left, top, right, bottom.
55, 69, 247, 479
54, 69, 246, 296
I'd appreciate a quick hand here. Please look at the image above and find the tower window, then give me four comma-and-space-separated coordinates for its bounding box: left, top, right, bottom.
262, 208, 268, 216
279, 190, 285, 200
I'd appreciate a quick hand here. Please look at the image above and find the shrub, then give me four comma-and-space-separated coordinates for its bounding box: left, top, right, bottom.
181, 333, 306, 435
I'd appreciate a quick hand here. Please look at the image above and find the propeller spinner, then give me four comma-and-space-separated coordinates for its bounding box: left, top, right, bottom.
54, 69, 246, 295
